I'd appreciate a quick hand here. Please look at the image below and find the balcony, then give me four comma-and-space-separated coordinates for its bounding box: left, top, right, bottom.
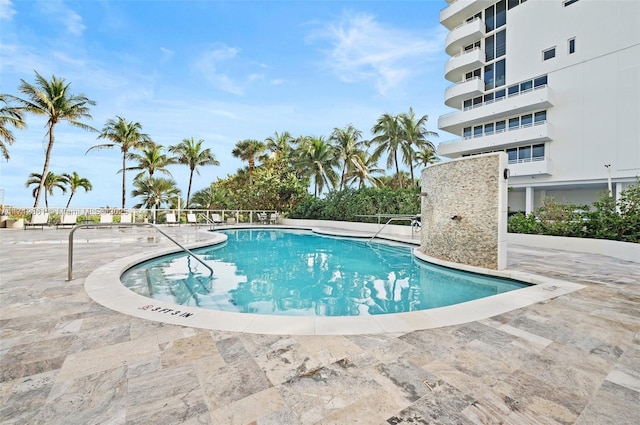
438, 121, 554, 158
439, 85, 554, 135
444, 77, 484, 109
445, 47, 485, 83
508, 157, 553, 177
440, 0, 493, 30
445, 18, 485, 56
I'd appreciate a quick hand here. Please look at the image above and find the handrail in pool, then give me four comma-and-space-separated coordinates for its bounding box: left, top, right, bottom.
66, 223, 214, 281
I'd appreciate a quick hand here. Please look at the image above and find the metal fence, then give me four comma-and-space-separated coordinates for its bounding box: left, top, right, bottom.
0, 206, 280, 226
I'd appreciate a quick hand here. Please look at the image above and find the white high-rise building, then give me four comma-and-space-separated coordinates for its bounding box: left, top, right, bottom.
437, 0, 640, 214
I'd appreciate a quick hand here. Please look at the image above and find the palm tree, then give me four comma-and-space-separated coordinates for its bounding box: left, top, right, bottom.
415, 146, 440, 168
126, 144, 174, 180
26, 171, 67, 208
399, 108, 438, 181
168, 137, 219, 207
344, 152, 384, 189
0, 94, 27, 161
369, 113, 404, 188
265, 131, 295, 164
62, 171, 92, 208
15, 72, 96, 207
86, 116, 152, 209
329, 124, 364, 191
298, 136, 339, 197
231, 139, 266, 186
131, 176, 181, 210
190, 184, 229, 209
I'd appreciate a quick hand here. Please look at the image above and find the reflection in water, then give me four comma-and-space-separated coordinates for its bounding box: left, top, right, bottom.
121, 229, 527, 317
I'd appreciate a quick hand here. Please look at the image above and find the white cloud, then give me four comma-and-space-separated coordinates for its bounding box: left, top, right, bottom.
307, 12, 444, 95
40, 0, 86, 36
0, 0, 16, 20
160, 47, 174, 63
193, 44, 265, 96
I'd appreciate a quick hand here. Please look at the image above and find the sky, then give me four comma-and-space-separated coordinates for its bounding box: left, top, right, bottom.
0, 0, 452, 208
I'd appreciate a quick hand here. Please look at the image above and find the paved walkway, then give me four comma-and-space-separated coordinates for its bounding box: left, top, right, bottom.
1, 226, 638, 424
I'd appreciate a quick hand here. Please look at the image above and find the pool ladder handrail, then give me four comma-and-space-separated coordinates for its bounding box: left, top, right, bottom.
369, 214, 421, 242
66, 222, 214, 281
197, 213, 217, 229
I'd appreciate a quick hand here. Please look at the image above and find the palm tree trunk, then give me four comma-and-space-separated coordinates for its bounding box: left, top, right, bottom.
187, 169, 194, 208
248, 157, 254, 186
394, 151, 402, 188
65, 192, 74, 209
34, 126, 55, 207
121, 154, 127, 208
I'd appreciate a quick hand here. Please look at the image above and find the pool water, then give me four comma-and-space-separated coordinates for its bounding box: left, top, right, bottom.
121, 228, 527, 317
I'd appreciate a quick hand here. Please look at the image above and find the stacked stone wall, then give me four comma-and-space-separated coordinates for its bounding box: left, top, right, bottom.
420, 153, 507, 269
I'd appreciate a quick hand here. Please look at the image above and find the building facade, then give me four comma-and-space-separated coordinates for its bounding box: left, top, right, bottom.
437, 0, 640, 214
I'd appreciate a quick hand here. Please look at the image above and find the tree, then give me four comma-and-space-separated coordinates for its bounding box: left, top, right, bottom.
231, 139, 266, 186
369, 113, 404, 188
62, 171, 93, 208
329, 124, 364, 191
0, 94, 26, 161
126, 143, 174, 180
265, 131, 295, 164
15, 71, 96, 207
414, 146, 440, 168
190, 184, 230, 210
131, 177, 180, 210
26, 171, 67, 208
169, 137, 219, 208
344, 151, 384, 189
86, 116, 152, 208
298, 136, 339, 197
399, 108, 438, 181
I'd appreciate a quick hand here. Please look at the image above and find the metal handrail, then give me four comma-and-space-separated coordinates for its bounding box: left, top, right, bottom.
197, 213, 219, 229
67, 222, 213, 281
366, 214, 421, 242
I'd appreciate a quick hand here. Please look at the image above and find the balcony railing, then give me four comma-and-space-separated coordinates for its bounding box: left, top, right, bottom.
445, 75, 482, 91
439, 120, 548, 146
440, 80, 548, 120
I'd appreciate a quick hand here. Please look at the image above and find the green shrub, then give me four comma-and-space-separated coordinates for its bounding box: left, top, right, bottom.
289, 187, 420, 224
507, 212, 541, 234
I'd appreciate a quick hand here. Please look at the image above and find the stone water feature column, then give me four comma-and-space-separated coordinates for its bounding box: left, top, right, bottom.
420, 152, 508, 270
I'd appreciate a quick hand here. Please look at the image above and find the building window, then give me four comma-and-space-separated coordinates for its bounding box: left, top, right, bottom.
484, 123, 494, 135
543, 48, 556, 61
564, 0, 579, 6
534, 111, 547, 123
534, 75, 548, 87
568, 38, 576, 54
463, 127, 472, 138
532, 144, 545, 160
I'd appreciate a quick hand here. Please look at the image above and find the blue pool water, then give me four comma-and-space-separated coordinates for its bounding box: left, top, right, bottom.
121, 228, 527, 317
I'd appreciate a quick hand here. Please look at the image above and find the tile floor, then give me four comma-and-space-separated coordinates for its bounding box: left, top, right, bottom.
1, 225, 638, 424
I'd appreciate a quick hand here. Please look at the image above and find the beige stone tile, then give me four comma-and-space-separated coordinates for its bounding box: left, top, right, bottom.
210, 387, 288, 425
55, 336, 161, 381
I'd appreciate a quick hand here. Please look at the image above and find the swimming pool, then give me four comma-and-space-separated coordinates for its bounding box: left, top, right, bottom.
121, 228, 528, 317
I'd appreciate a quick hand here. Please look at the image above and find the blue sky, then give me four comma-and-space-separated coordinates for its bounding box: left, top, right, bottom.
0, 0, 451, 208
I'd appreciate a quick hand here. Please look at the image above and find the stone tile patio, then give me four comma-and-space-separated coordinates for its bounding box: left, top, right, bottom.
1, 226, 638, 424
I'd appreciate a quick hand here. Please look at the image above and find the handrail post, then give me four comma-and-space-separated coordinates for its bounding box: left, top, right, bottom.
67, 222, 214, 281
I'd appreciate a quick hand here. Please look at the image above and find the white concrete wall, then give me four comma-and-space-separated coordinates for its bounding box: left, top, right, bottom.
506, 0, 640, 187
507, 233, 640, 263
279, 218, 417, 238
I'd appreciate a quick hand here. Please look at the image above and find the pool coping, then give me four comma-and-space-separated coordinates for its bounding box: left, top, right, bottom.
84, 226, 585, 335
